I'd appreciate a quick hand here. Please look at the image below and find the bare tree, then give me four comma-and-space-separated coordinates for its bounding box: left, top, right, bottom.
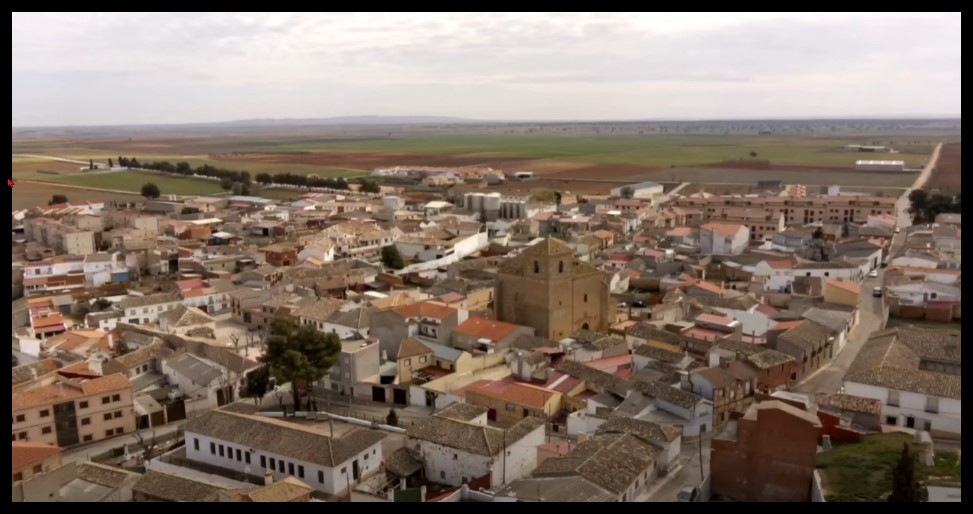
133, 428, 158, 461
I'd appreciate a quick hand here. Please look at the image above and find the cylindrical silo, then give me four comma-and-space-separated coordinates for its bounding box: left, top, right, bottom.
483, 192, 502, 222
383, 196, 401, 211
471, 193, 485, 216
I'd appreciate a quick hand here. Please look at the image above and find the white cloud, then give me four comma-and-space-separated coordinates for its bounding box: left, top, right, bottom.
11, 12, 961, 125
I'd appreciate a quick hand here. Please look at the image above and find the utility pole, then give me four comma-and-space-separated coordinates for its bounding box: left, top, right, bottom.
687, 373, 705, 483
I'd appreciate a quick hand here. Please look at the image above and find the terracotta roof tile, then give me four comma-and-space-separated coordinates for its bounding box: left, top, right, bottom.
12, 441, 62, 472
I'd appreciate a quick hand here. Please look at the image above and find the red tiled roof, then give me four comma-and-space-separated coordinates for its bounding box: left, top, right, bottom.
469, 380, 557, 410
12, 441, 62, 472
767, 259, 794, 270
585, 355, 633, 372
31, 314, 65, 329
701, 222, 746, 238
770, 320, 805, 332
696, 313, 737, 327
397, 338, 433, 359
453, 317, 523, 342
12, 373, 131, 411
391, 301, 457, 321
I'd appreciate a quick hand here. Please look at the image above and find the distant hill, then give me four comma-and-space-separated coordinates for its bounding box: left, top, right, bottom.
210, 116, 480, 127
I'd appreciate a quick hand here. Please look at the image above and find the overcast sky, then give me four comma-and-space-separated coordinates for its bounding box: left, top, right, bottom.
11, 12, 962, 126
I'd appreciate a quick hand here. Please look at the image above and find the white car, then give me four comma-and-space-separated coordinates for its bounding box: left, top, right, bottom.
868, 270, 879, 278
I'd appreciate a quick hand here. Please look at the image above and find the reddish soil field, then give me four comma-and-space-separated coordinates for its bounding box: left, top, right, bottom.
210, 151, 532, 170
11, 182, 139, 211
701, 160, 856, 172
925, 143, 961, 191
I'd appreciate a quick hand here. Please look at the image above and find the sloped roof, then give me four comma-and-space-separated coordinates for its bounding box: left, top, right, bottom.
397, 338, 433, 359
12, 441, 62, 472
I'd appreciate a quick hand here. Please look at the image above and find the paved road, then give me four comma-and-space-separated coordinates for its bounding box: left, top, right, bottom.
644, 436, 712, 502
61, 420, 188, 465
792, 271, 886, 394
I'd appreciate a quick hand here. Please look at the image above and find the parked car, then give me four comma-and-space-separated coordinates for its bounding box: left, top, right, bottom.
872, 287, 883, 298
632, 300, 648, 308
868, 270, 879, 278
894, 227, 901, 234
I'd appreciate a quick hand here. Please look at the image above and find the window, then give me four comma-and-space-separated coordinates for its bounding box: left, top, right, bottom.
559, 261, 564, 273
42, 427, 52, 434
534, 261, 539, 274
79, 401, 88, 409
81, 418, 90, 426
113, 411, 122, 419
194, 438, 200, 451
298, 465, 304, 479
115, 428, 123, 435
364, 453, 368, 461
236, 449, 242, 461
245, 452, 251, 465
211, 442, 217, 455
584, 293, 588, 302
419, 356, 427, 363
269, 458, 276, 469
104, 413, 112, 421
219, 445, 225, 457
926, 396, 940, 414
15, 414, 25, 423
887, 391, 900, 407
318, 471, 325, 484
440, 471, 446, 479
453, 454, 458, 460
102, 396, 111, 405
105, 430, 113, 437
341, 467, 347, 474
39, 409, 50, 418
83, 435, 92, 442
288, 462, 295, 475
111, 394, 120, 402
260, 455, 266, 468
505, 403, 518, 413
886, 416, 897, 425
14, 473, 23, 482
18, 432, 27, 440
404, 358, 411, 366
279, 460, 285, 473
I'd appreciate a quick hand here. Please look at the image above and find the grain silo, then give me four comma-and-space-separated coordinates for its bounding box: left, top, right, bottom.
483, 192, 502, 221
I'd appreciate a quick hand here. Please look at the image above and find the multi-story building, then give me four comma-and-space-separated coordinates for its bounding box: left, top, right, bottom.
673, 194, 898, 227
120, 292, 182, 326
327, 339, 381, 397
494, 238, 612, 341
12, 372, 135, 447
22, 217, 97, 256
323, 222, 400, 262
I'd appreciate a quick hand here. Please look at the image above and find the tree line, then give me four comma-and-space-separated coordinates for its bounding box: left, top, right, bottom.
908, 190, 961, 224
116, 155, 381, 193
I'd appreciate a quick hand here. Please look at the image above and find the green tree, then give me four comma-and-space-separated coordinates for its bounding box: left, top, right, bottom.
141, 182, 161, 199
175, 161, 192, 175
92, 298, 112, 311
749, 151, 758, 158
115, 339, 132, 356
89, 159, 95, 170
619, 186, 635, 199
220, 176, 235, 191
49, 194, 68, 205
108, 158, 114, 168
812, 226, 825, 240
888, 442, 928, 502
360, 179, 382, 193
386, 408, 399, 427
381, 245, 405, 270
259, 318, 341, 412
244, 365, 272, 405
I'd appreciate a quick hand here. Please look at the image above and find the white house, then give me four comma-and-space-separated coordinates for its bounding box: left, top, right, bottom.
757, 260, 861, 293
843, 328, 961, 436
82, 252, 125, 287
298, 239, 336, 265
395, 231, 489, 264
182, 409, 386, 496
610, 181, 664, 199
162, 353, 238, 413
120, 292, 182, 326
406, 404, 545, 488
886, 282, 961, 308
699, 223, 750, 255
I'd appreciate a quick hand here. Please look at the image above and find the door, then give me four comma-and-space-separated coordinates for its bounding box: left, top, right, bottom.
352, 459, 360, 481
487, 408, 497, 421
372, 386, 386, 403
906, 417, 916, 429
393, 388, 407, 405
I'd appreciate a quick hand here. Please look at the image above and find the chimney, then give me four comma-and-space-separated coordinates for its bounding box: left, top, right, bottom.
821, 435, 832, 451
264, 469, 273, 486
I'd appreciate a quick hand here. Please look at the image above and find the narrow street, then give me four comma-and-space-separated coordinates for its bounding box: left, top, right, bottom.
644, 436, 712, 502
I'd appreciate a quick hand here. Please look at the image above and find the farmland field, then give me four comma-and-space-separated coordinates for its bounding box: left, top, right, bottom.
27, 171, 226, 196
11, 181, 144, 211
925, 143, 961, 192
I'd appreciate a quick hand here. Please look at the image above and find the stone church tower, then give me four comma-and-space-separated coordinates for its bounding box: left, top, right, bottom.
494, 237, 612, 340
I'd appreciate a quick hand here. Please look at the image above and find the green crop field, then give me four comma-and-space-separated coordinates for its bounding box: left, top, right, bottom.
30, 171, 225, 196
250, 135, 937, 168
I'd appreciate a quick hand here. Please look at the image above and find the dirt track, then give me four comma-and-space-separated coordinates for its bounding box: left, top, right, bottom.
924, 143, 960, 191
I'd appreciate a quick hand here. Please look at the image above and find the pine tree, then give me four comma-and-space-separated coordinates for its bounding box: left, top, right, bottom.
888, 442, 928, 502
